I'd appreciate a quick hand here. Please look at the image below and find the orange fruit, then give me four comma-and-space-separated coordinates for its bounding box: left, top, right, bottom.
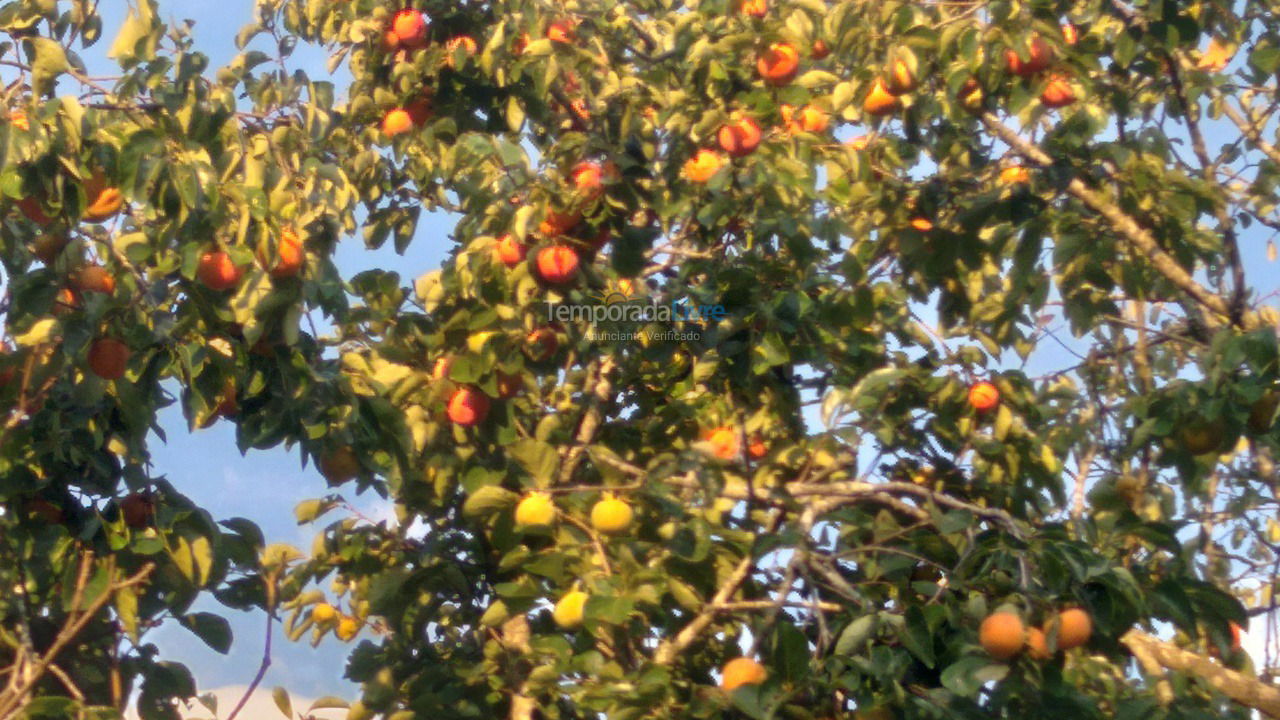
909, 217, 933, 232
31, 234, 68, 264
720, 657, 767, 691
571, 161, 609, 198
445, 35, 478, 65
968, 381, 999, 411
1047, 608, 1092, 650
886, 59, 917, 95
958, 77, 984, 114
1230, 620, 1243, 651
274, 229, 304, 277
683, 149, 726, 183
73, 264, 115, 294
447, 386, 490, 426
391, 9, 428, 49
382, 108, 414, 136
10, 110, 29, 131
547, 20, 575, 44
811, 39, 830, 59
863, 78, 901, 116
82, 171, 124, 223
1040, 76, 1077, 108
54, 287, 81, 315
746, 435, 767, 458
536, 246, 580, 284
705, 426, 739, 460
1061, 23, 1080, 46
1026, 626, 1051, 660
737, 0, 766, 17
785, 104, 829, 134
979, 612, 1026, 660
999, 166, 1031, 185
718, 116, 763, 157
495, 234, 528, 267
197, 250, 243, 291
539, 208, 580, 237
318, 446, 360, 484
756, 42, 799, 85
88, 338, 130, 380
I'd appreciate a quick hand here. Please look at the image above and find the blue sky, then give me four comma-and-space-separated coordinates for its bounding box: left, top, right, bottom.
48, 0, 1280, 710
80, 0, 457, 701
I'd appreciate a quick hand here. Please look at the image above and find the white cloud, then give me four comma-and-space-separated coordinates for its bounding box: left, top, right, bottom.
125, 685, 348, 720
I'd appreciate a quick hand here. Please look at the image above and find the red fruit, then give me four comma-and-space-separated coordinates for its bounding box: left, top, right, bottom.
119, 493, 154, 528
17, 197, 51, 225
406, 95, 433, 126
536, 246, 580, 284
495, 234, 528, 268
526, 328, 558, 361
1005, 35, 1054, 77
392, 9, 428, 49
811, 39, 830, 59
496, 371, 522, 398
447, 386, 490, 426
88, 338, 130, 380
197, 250, 243, 291
717, 116, 763, 157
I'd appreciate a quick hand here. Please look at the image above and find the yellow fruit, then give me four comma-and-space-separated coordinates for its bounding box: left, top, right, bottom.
591, 493, 634, 534
720, 656, 767, 691
553, 590, 588, 628
515, 492, 556, 527
336, 616, 360, 641
979, 612, 1026, 660
312, 603, 338, 623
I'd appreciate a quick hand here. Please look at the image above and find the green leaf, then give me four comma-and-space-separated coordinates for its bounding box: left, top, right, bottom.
901, 605, 935, 667
272, 686, 292, 719
179, 612, 233, 654
462, 485, 518, 520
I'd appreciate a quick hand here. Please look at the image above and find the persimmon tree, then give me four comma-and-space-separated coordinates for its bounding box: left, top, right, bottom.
3, 0, 1280, 719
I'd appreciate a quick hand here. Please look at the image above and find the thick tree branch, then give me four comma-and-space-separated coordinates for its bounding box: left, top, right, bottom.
1121, 628, 1280, 718
981, 114, 1246, 328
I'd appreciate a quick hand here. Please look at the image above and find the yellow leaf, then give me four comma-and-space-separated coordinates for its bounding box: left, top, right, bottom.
1197, 38, 1234, 72
15, 318, 58, 347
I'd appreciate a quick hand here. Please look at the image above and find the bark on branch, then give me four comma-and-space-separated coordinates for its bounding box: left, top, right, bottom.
1121, 628, 1280, 718
981, 114, 1249, 329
